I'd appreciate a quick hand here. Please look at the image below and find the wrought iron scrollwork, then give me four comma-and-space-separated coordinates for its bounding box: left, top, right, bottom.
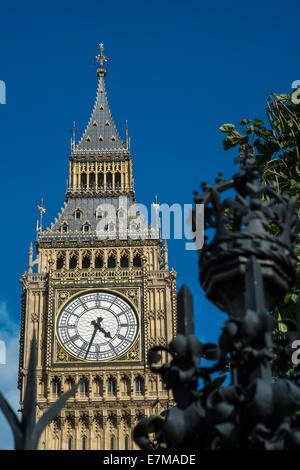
133, 152, 300, 450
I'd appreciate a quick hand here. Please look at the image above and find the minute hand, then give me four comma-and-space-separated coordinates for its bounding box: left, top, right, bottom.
84, 317, 102, 359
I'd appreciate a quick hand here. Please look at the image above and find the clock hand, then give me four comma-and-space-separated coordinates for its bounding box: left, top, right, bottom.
93, 316, 111, 339
84, 317, 102, 359
99, 325, 112, 338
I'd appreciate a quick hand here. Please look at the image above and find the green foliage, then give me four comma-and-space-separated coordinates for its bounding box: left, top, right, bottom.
220, 92, 300, 323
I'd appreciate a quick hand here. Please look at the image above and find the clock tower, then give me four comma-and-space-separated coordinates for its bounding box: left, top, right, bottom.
18, 45, 177, 450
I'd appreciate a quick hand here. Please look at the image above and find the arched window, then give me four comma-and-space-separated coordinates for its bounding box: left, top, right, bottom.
69, 255, 77, 269
135, 377, 144, 394
66, 376, 75, 391
74, 208, 82, 220
110, 436, 115, 450
133, 254, 142, 267
107, 255, 116, 268
61, 222, 68, 233
96, 207, 105, 220
81, 173, 87, 189
52, 379, 61, 395
68, 437, 72, 450
56, 255, 64, 270
115, 172, 121, 187
94, 376, 103, 395
82, 222, 90, 233
95, 254, 103, 268
82, 254, 90, 269
106, 172, 112, 188
89, 172, 95, 188
82, 437, 86, 450
120, 254, 129, 268
107, 378, 116, 394
98, 173, 104, 188
125, 436, 129, 450
80, 379, 89, 395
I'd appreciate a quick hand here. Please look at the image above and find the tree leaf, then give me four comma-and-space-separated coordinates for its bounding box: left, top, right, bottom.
253, 118, 264, 127
219, 124, 236, 133
239, 118, 251, 125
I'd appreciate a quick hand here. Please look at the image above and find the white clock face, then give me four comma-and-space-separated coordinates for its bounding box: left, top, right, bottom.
57, 291, 138, 361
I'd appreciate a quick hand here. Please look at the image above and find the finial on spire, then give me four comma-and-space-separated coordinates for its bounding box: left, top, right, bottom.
37, 199, 46, 235
152, 195, 161, 239
70, 121, 77, 152
28, 243, 33, 274
94, 43, 109, 77
125, 120, 131, 152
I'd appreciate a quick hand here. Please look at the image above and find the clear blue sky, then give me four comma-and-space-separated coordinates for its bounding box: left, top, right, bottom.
0, 0, 299, 448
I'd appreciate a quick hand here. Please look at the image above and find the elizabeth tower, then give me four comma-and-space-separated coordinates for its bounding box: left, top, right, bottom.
18, 45, 177, 450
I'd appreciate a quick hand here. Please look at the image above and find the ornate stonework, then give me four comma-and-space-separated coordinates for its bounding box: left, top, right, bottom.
18, 45, 176, 450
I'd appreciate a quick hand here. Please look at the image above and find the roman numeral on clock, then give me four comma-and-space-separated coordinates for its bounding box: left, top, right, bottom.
69, 334, 79, 342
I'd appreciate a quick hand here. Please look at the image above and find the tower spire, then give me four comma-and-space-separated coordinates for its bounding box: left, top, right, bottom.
75, 43, 126, 154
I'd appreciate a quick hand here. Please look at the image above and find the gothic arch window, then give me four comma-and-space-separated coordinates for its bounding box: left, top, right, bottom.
95, 253, 103, 268
115, 172, 121, 187
61, 222, 68, 233
110, 436, 115, 450
82, 221, 91, 233
81, 172, 87, 189
107, 377, 116, 394
82, 252, 91, 269
106, 172, 112, 188
65, 376, 75, 391
80, 378, 89, 395
94, 376, 103, 395
98, 173, 104, 188
56, 254, 64, 270
96, 206, 109, 221
89, 172, 96, 188
120, 253, 129, 268
125, 435, 129, 450
52, 378, 61, 395
107, 254, 116, 268
135, 377, 144, 394
95, 206, 105, 220
74, 208, 82, 220
133, 253, 142, 267
120, 375, 130, 396
69, 253, 78, 270
68, 437, 73, 450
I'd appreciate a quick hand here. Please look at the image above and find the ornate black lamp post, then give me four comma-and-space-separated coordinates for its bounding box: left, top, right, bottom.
133, 151, 300, 450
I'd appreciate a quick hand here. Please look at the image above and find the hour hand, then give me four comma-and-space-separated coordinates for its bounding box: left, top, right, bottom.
99, 326, 111, 338
91, 317, 103, 328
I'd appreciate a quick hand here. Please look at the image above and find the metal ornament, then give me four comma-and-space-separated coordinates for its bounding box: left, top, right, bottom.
133, 151, 300, 450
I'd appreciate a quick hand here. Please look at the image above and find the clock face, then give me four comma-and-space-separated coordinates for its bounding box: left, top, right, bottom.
56, 291, 138, 361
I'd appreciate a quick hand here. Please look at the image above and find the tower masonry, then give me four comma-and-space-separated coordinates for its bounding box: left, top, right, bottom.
18, 44, 177, 450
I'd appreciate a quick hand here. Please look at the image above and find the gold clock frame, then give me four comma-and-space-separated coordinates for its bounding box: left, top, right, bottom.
54, 287, 141, 364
